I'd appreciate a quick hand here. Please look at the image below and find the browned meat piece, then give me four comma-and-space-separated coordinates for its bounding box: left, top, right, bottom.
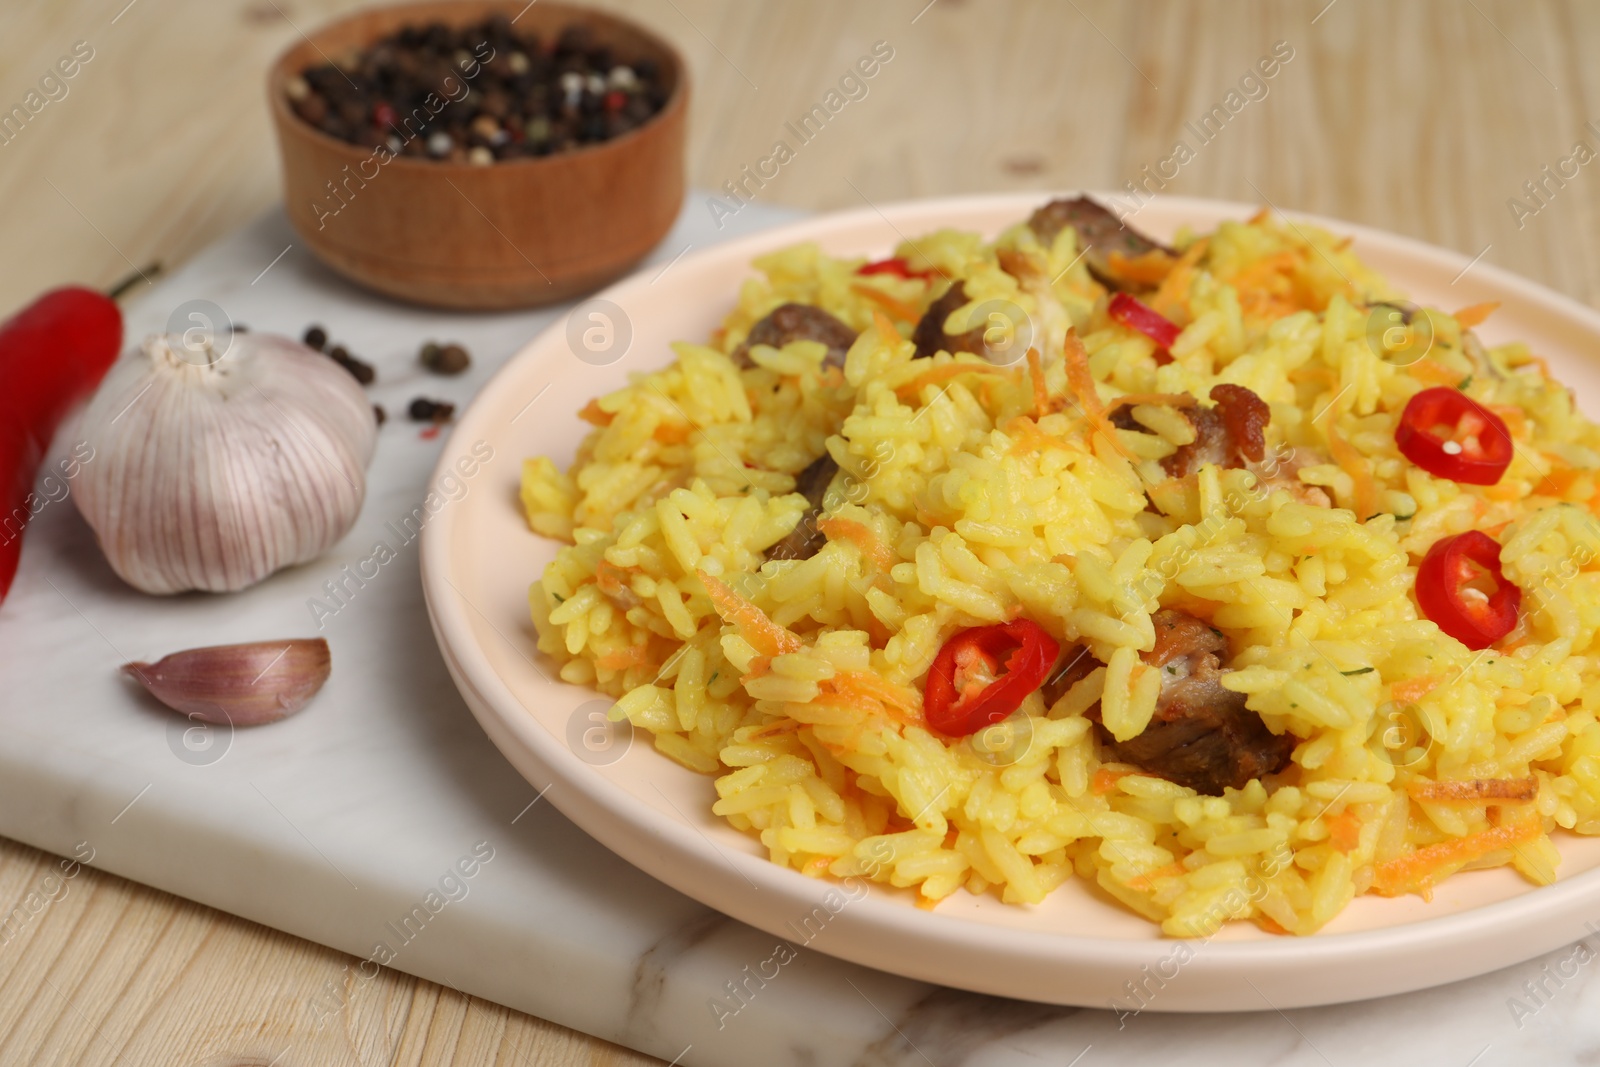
1103, 610, 1295, 796
1039, 644, 1098, 709
732, 303, 858, 369
1161, 384, 1270, 478
912, 281, 987, 359
1370, 299, 1419, 325
1254, 445, 1333, 508
1027, 195, 1175, 292
765, 452, 840, 562
1212, 384, 1269, 463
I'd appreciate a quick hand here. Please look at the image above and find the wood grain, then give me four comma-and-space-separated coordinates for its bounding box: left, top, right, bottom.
4, 0, 1600, 1063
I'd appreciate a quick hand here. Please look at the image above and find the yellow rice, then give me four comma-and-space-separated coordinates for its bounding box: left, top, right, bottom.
520, 207, 1600, 936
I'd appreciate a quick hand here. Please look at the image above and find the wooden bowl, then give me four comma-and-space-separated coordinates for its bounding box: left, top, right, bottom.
267, 0, 687, 310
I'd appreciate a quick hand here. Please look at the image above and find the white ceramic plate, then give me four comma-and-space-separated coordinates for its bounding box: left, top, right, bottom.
421, 193, 1600, 1010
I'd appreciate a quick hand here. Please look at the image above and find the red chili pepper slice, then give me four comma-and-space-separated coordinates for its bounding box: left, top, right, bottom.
1108, 292, 1182, 355
924, 619, 1060, 736
857, 257, 931, 280
1415, 531, 1521, 650
1395, 387, 1514, 485
0, 287, 124, 603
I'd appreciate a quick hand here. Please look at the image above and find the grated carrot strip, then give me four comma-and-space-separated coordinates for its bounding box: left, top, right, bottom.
1148, 239, 1209, 322
1408, 777, 1538, 803
579, 398, 614, 426
1091, 767, 1129, 795
653, 422, 691, 444
1324, 417, 1379, 520
1544, 459, 1583, 496
1229, 251, 1300, 290
1407, 359, 1468, 386
893, 361, 1014, 400
1480, 483, 1524, 503
835, 670, 921, 714
1327, 810, 1362, 854
1026, 346, 1049, 418
818, 517, 896, 573
816, 670, 924, 728
595, 645, 651, 672
698, 571, 802, 658
741, 655, 772, 682
1105, 249, 1177, 286
1453, 301, 1502, 329
852, 282, 922, 324
1490, 404, 1528, 439
872, 309, 900, 346
1391, 674, 1443, 704
1124, 860, 1187, 891
1061, 329, 1125, 455
1231, 250, 1305, 319
1291, 364, 1340, 387
1004, 416, 1063, 457
1247, 206, 1272, 225
595, 559, 635, 596
1371, 816, 1541, 896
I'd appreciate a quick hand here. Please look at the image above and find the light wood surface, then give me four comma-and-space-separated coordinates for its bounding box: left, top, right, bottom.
4, 0, 1600, 1063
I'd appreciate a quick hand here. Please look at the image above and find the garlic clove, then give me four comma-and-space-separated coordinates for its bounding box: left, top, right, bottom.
122, 638, 331, 725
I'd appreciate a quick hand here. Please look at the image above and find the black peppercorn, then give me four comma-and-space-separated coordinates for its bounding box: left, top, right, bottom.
287, 16, 667, 162
408, 397, 455, 423
420, 340, 471, 375
328, 344, 375, 385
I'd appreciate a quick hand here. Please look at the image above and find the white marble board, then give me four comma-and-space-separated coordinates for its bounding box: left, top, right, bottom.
2, 196, 1599, 1066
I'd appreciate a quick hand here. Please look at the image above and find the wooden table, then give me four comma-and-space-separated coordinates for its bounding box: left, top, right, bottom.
3, 0, 1597, 1062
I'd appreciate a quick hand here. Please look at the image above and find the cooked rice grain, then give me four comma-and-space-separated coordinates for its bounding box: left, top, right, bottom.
522, 208, 1600, 935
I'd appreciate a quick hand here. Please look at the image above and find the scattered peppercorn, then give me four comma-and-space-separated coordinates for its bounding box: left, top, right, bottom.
420, 341, 471, 375
408, 397, 456, 423
327, 343, 376, 385
287, 16, 669, 162
373, 403, 387, 426
303, 325, 328, 350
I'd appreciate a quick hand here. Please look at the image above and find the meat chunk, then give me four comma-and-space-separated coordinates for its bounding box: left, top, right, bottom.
1370, 299, 1419, 325
1161, 384, 1270, 478
1027, 195, 1175, 292
912, 281, 988, 360
732, 303, 857, 369
1039, 644, 1098, 709
1102, 610, 1294, 795
764, 452, 840, 562
1254, 444, 1333, 508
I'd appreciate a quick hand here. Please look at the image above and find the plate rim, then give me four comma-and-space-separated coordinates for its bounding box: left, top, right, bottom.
421, 191, 1600, 1009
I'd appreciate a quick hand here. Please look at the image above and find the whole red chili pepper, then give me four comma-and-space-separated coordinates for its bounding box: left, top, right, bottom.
1395, 387, 1514, 485
857, 257, 931, 280
1107, 292, 1181, 364
1414, 530, 1521, 650
924, 619, 1060, 736
0, 285, 125, 602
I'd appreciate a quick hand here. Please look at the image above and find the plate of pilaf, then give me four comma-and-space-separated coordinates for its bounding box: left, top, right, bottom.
422, 193, 1600, 1010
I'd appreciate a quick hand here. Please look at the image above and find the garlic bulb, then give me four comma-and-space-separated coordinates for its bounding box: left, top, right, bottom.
75, 331, 377, 594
